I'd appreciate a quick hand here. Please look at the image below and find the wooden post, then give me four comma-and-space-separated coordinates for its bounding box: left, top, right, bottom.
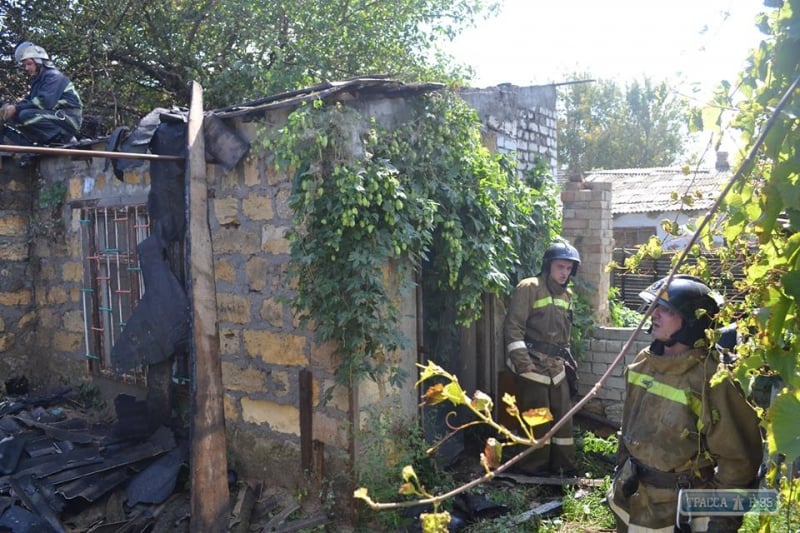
299, 369, 313, 472
187, 81, 230, 531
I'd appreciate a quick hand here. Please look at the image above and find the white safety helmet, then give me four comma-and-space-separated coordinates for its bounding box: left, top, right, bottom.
16, 43, 49, 65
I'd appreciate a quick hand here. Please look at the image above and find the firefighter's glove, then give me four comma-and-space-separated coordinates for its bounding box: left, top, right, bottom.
621, 462, 639, 498
0, 104, 13, 128
562, 349, 580, 397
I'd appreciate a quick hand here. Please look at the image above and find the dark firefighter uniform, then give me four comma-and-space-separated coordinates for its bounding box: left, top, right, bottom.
2, 42, 82, 146
503, 272, 576, 474
12, 66, 82, 144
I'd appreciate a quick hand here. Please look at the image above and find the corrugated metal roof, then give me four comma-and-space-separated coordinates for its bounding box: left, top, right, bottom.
583, 166, 730, 215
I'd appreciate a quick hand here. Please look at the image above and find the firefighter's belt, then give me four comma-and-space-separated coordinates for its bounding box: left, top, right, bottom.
631, 457, 714, 489
527, 340, 569, 358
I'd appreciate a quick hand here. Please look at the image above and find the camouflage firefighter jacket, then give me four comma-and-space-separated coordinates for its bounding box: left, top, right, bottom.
609, 346, 763, 530
503, 274, 572, 375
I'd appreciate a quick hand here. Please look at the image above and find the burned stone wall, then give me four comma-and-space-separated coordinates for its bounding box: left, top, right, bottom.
0, 162, 36, 381
11, 82, 569, 494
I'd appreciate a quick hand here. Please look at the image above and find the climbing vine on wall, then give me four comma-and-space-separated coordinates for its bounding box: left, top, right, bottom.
260, 90, 560, 387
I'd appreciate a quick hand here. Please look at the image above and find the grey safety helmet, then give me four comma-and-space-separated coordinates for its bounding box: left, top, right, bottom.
540, 240, 581, 278
15, 42, 51, 66
639, 274, 722, 350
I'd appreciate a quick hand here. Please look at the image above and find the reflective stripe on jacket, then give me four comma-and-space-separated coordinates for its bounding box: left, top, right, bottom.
503, 274, 571, 362
610, 346, 762, 530
15, 66, 83, 129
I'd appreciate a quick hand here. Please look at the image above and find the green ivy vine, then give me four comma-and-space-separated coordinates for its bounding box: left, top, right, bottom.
260, 90, 560, 387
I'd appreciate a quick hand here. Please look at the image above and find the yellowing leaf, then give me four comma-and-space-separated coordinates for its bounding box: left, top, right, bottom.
420, 383, 448, 406
415, 361, 446, 386
521, 407, 553, 427
501, 393, 517, 408
419, 380, 466, 407
401, 465, 417, 483
398, 482, 416, 496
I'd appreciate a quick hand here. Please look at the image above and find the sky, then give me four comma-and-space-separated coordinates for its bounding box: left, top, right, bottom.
446, 0, 767, 99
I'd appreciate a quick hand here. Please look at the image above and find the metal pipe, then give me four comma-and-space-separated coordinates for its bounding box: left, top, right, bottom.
0, 143, 184, 161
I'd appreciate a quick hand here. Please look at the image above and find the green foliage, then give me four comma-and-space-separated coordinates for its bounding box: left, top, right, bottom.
262, 90, 559, 387
570, 277, 595, 359
557, 74, 689, 173
76, 382, 106, 410
37, 181, 67, 209
608, 287, 645, 327
354, 405, 452, 530
550, 476, 616, 531
704, 0, 799, 469
0, 0, 497, 129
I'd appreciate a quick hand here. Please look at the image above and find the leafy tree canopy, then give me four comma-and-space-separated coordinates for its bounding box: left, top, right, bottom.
0, 0, 497, 130
557, 75, 689, 174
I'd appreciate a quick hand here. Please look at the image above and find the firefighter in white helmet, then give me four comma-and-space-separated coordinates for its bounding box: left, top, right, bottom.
608, 275, 762, 532
0, 41, 83, 150
503, 239, 582, 476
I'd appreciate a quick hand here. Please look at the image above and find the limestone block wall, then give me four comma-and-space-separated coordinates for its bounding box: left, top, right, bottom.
21, 120, 418, 490
13, 85, 563, 489
29, 152, 152, 388
0, 163, 36, 379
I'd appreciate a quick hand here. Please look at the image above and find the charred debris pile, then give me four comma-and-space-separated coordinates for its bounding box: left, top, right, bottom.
0, 382, 187, 532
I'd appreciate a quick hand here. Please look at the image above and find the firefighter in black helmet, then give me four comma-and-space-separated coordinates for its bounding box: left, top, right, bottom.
503, 239, 581, 476
608, 275, 762, 532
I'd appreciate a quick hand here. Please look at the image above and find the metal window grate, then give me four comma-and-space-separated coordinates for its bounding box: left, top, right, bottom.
80, 205, 150, 384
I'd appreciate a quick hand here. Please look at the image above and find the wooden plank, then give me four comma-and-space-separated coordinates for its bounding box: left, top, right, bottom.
508, 499, 563, 524
187, 81, 230, 532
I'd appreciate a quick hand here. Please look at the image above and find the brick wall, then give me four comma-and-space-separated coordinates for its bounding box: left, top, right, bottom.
576, 326, 650, 422
461, 84, 558, 175
561, 178, 613, 323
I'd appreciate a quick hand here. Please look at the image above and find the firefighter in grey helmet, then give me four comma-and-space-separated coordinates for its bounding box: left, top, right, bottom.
0, 41, 83, 150
608, 275, 762, 532
502, 239, 581, 476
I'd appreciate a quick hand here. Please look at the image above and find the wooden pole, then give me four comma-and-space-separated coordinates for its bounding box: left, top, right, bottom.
0, 143, 183, 160
187, 81, 230, 532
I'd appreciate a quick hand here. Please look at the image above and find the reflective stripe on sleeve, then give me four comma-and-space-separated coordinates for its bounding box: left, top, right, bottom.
607, 495, 677, 533
551, 436, 574, 446
507, 340, 527, 353
519, 371, 551, 385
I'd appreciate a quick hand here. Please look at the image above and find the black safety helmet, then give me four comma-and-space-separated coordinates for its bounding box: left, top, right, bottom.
639, 275, 723, 348
540, 240, 581, 277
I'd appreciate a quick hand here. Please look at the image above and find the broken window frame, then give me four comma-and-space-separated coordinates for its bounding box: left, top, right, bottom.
79, 203, 190, 386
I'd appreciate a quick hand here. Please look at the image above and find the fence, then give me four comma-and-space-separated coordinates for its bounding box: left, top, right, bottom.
610, 248, 745, 310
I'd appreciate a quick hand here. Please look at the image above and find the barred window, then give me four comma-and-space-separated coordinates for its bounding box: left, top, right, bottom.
79, 205, 189, 386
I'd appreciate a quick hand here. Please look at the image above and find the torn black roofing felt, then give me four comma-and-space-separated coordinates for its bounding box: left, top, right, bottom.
0, 389, 184, 531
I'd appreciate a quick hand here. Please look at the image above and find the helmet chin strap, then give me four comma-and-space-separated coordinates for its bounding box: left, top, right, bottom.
646, 321, 679, 356
649, 338, 678, 356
